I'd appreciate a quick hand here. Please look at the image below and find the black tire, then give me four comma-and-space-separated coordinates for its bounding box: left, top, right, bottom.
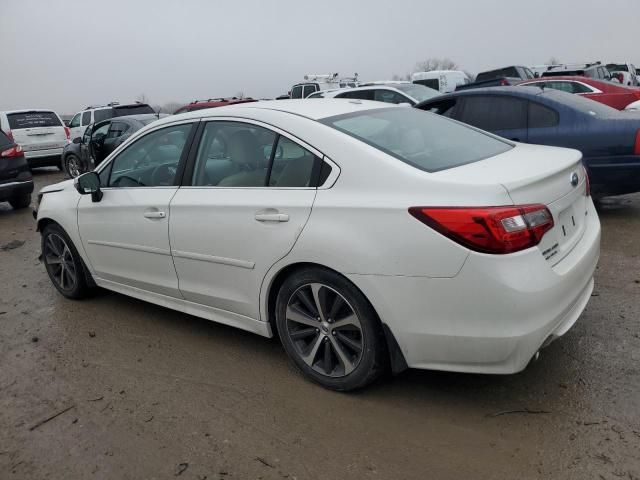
275, 267, 387, 391
41, 223, 92, 299
9, 193, 31, 209
64, 154, 83, 178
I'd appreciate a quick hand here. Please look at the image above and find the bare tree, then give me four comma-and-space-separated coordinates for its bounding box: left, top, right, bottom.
391, 73, 411, 81
547, 56, 561, 66
463, 70, 476, 82
137, 93, 148, 103
234, 91, 245, 99
413, 58, 458, 73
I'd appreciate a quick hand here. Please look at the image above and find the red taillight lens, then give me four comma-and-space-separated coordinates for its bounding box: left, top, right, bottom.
499, 78, 509, 86
64, 126, 71, 141
634, 129, 640, 155
1, 144, 24, 158
409, 205, 554, 254
6, 130, 14, 142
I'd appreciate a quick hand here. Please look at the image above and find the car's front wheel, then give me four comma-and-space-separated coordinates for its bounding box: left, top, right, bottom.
42, 224, 91, 299
275, 267, 386, 391
64, 154, 83, 178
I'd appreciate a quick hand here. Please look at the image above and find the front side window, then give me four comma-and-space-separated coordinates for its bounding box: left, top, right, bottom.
107, 124, 192, 188
458, 96, 528, 131
322, 107, 512, 172
69, 114, 81, 128
290, 86, 303, 99
81, 111, 91, 125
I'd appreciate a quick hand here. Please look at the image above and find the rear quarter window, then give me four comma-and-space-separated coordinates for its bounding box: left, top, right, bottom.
7, 111, 62, 129
321, 107, 512, 172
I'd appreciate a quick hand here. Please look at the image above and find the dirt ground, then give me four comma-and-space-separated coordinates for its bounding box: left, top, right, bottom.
1, 169, 639, 480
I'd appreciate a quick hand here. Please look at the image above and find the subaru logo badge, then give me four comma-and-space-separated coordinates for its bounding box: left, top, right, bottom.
570, 172, 579, 187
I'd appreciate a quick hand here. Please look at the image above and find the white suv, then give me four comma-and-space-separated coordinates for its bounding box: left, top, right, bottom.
0, 109, 69, 169
67, 102, 155, 140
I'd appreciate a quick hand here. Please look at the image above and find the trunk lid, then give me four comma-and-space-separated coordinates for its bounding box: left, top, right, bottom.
7, 111, 68, 152
434, 142, 589, 265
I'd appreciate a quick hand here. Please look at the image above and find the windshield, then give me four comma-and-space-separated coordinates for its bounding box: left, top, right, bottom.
394, 84, 440, 103
321, 107, 512, 172
7, 111, 62, 129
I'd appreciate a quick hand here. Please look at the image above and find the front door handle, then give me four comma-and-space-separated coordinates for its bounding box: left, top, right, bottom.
144, 211, 166, 219
255, 212, 289, 222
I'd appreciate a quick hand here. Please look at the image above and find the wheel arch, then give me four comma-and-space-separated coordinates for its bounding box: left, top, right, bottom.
263, 261, 408, 375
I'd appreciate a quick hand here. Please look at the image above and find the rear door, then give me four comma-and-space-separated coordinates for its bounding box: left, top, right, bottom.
455, 95, 529, 142
169, 119, 331, 321
7, 111, 67, 153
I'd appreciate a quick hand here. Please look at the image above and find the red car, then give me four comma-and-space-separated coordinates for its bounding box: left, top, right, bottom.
173, 97, 256, 114
518, 76, 640, 110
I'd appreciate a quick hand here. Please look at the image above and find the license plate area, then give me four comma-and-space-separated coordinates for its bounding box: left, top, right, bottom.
558, 206, 580, 242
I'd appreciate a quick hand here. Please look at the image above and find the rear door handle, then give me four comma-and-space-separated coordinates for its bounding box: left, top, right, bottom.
144, 211, 166, 219
255, 213, 289, 222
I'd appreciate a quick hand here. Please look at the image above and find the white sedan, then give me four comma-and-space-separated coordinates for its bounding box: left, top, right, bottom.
35, 100, 600, 391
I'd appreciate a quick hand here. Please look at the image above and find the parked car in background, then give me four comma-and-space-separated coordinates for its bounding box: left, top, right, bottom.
411, 70, 471, 93
289, 73, 359, 99
308, 82, 439, 105
173, 97, 256, 114
62, 114, 160, 177
416, 86, 640, 198
67, 102, 155, 140
0, 129, 33, 209
36, 100, 599, 391
518, 76, 640, 110
457, 65, 535, 90
541, 62, 613, 82
0, 109, 69, 169
605, 62, 639, 86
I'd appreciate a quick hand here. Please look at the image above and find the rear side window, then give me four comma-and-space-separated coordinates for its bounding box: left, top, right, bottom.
374, 89, 410, 104
414, 78, 439, 91
82, 111, 92, 125
302, 85, 318, 98
528, 102, 559, 128
269, 136, 320, 187
458, 96, 528, 130
335, 90, 375, 101
94, 109, 114, 122
107, 122, 129, 138
113, 104, 155, 116
321, 107, 512, 172
7, 111, 62, 129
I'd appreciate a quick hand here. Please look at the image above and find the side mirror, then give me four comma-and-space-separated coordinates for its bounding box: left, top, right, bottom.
72, 137, 82, 144
74, 172, 103, 202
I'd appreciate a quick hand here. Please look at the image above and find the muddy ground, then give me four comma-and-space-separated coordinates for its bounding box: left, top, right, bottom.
1, 169, 639, 479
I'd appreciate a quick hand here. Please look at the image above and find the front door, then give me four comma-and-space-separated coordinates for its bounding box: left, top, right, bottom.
169, 120, 328, 320
78, 121, 196, 298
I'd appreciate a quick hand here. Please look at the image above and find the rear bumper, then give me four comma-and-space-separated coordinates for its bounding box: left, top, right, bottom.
347, 198, 601, 374
0, 180, 34, 201
584, 155, 640, 197
24, 148, 64, 167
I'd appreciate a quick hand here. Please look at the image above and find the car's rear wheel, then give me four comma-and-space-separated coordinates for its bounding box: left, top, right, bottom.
42, 224, 91, 299
9, 194, 31, 209
275, 267, 386, 391
64, 154, 83, 178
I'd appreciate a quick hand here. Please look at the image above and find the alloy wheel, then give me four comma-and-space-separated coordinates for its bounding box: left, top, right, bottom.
66, 155, 82, 178
285, 283, 364, 377
44, 233, 77, 291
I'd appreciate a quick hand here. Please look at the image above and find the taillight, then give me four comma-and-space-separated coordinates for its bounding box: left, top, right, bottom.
409, 204, 554, 254
499, 78, 509, 86
634, 129, 640, 155
64, 126, 71, 141
6, 130, 14, 142
1, 144, 24, 158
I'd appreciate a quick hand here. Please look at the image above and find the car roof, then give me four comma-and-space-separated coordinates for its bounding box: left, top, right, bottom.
153, 99, 398, 126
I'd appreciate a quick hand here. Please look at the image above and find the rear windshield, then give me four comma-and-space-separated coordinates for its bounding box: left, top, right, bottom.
476, 67, 519, 81
113, 104, 155, 116
321, 107, 512, 172
606, 64, 628, 72
7, 111, 62, 129
0, 130, 12, 147
394, 84, 440, 103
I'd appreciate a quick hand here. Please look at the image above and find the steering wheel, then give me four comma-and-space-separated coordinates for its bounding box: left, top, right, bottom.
150, 164, 176, 186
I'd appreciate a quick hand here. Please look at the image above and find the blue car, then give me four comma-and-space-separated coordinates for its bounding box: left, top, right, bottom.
416, 86, 640, 198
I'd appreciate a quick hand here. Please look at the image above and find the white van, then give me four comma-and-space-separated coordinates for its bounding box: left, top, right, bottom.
0, 109, 69, 169
411, 70, 470, 93
289, 73, 359, 99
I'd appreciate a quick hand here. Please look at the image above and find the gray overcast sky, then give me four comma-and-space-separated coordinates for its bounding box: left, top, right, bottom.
1, 0, 638, 114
